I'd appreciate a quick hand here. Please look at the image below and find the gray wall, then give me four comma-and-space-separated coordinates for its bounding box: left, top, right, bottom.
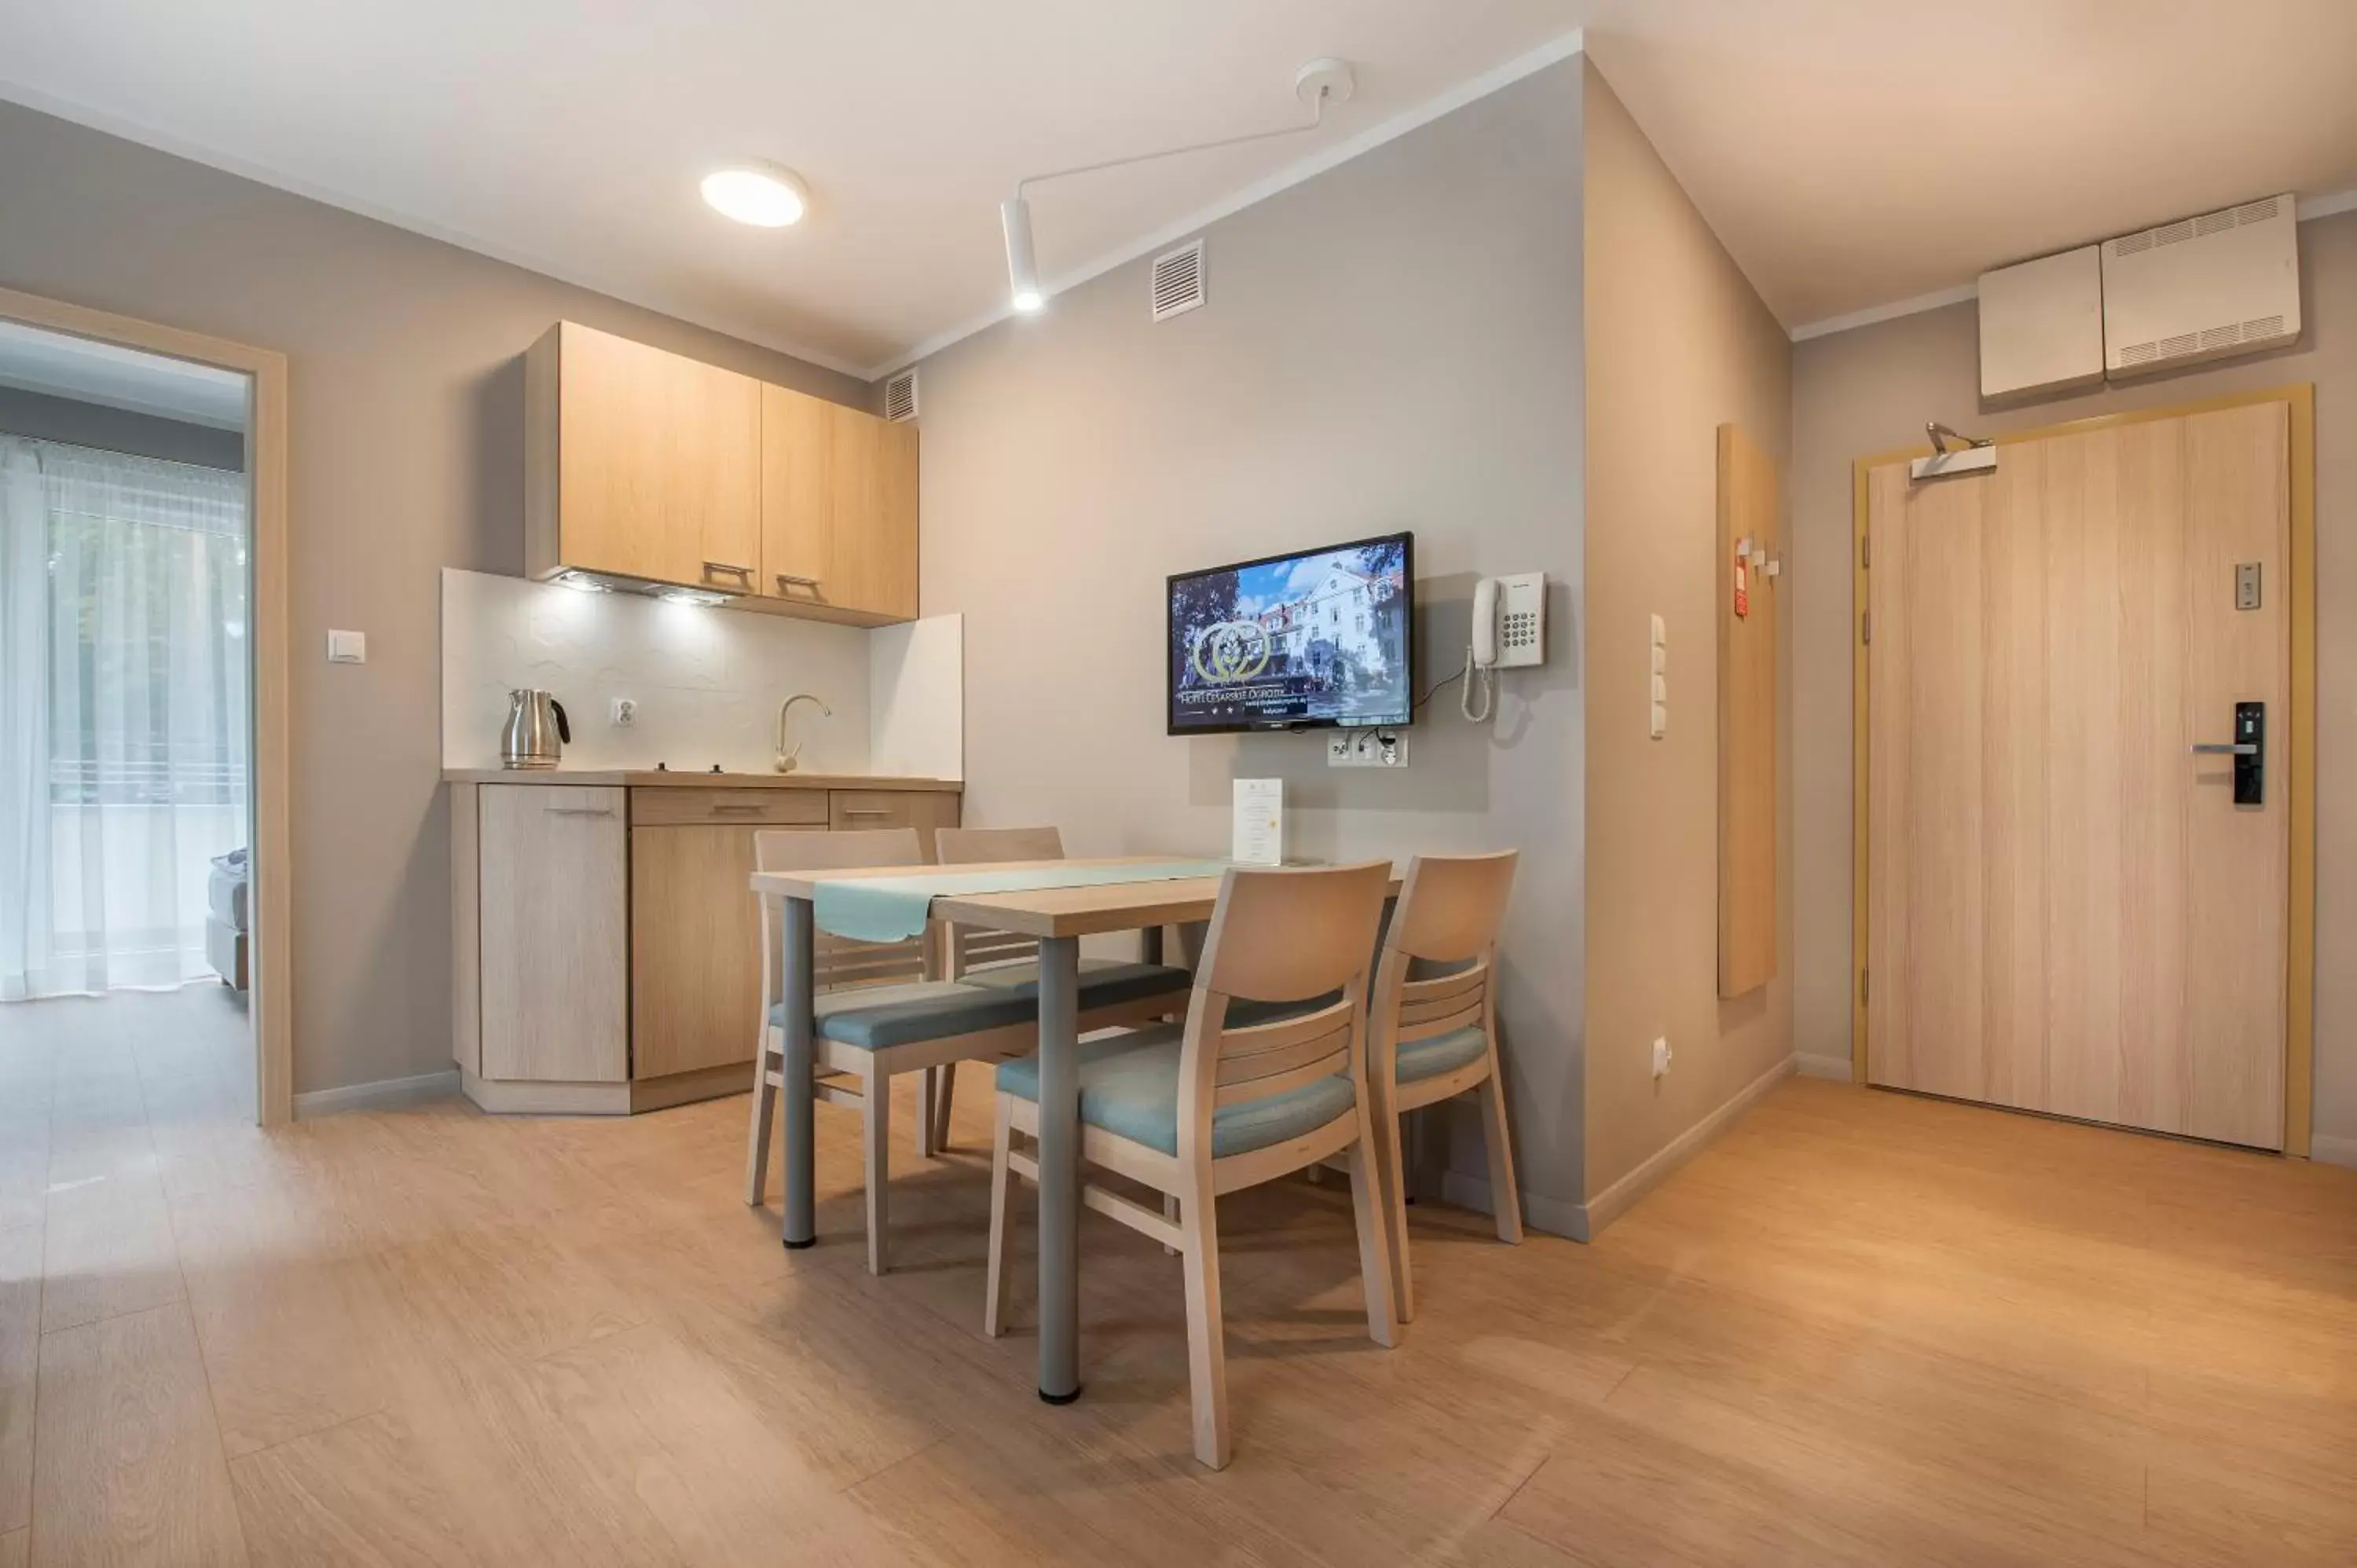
0, 98, 864, 1097
0, 385, 246, 471
907, 61, 1591, 1222
1791, 209, 2357, 1160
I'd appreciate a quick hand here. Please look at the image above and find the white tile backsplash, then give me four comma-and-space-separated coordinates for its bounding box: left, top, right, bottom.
442, 569, 875, 774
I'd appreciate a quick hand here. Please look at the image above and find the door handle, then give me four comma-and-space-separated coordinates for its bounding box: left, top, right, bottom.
2192, 702, 2264, 805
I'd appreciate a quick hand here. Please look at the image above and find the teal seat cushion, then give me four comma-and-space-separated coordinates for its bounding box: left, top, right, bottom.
769, 980, 1036, 1052
995, 1029, 1354, 1159
1395, 1025, 1488, 1084
961, 958, 1193, 1009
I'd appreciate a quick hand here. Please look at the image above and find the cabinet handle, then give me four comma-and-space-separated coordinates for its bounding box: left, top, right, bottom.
544, 805, 614, 817
709, 803, 767, 814
702, 560, 755, 584
841, 808, 895, 818
774, 572, 823, 592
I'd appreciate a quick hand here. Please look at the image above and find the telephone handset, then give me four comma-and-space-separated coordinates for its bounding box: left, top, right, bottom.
1463, 572, 1545, 720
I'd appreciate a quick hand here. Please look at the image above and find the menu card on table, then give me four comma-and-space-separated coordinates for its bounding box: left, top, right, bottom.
1232, 778, 1283, 866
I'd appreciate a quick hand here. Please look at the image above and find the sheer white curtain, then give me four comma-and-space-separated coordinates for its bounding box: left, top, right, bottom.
0, 437, 249, 998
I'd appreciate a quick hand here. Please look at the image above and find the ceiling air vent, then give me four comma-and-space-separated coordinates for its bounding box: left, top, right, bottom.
1151, 240, 1205, 322
882, 367, 918, 423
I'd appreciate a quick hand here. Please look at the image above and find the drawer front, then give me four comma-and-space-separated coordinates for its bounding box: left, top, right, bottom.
828, 789, 915, 831
829, 789, 960, 846
629, 786, 829, 827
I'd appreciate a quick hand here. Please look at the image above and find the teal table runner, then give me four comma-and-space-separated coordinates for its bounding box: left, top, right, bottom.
812, 859, 1232, 943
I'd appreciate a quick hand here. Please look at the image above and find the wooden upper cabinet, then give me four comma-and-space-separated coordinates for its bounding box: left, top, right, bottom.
760, 382, 918, 625
525, 321, 761, 592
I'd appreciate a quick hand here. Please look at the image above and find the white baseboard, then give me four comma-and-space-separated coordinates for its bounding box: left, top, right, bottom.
1794, 1052, 1853, 1082
2311, 1133, 2357, 1169
1579, 1055, 1797, 1239
1436, 1170, 1590, 1242
294, 1068, 460, 1119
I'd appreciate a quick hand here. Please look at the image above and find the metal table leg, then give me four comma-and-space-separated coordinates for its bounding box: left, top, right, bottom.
1035, 934, 1082, 1402
780, 895, 817, 1249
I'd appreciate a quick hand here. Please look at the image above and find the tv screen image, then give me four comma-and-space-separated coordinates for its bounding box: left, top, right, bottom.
1168, 533, 1413, 734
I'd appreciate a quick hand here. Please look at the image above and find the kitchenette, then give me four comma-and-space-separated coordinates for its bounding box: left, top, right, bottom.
442, 321, 963, 1115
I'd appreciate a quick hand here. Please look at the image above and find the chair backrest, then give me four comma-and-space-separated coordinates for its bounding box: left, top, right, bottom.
755, 827, 930, 993
1368, 851, 1518, 1082
1175, 862, 1392, 1163
933, 825, 1065, 978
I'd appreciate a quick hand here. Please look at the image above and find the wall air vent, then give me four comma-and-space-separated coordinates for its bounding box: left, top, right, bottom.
2102, 193, 2299, 379
882, 367, 918, 423
1150, 240, 1205, 322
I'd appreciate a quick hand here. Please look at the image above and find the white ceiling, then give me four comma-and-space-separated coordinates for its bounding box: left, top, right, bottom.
3, 1, 2353, 377
0, 319, 249, 429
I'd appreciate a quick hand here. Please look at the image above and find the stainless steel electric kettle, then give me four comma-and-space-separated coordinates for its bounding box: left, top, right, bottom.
500, 689, 569, 770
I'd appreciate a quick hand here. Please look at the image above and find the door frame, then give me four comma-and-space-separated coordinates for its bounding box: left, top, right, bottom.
1849, 384, 2316, 1156
0, 284, 295, 1126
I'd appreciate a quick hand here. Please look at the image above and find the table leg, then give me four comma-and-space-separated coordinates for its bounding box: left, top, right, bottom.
1139, 925, 1164, 965
780, 895, 817, 1249
1036, 933, 1082, 1403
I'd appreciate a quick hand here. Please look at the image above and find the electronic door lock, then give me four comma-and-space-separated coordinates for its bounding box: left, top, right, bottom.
2190, 702, 2264, 806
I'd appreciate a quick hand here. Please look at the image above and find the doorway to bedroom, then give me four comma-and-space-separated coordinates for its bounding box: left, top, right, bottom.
0, 317, 258, 1120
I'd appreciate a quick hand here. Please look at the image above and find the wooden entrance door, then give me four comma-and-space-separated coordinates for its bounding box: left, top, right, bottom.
1863, 401, 2290, 1149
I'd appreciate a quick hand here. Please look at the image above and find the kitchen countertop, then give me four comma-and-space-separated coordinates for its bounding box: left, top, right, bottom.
442, 768, 962, 791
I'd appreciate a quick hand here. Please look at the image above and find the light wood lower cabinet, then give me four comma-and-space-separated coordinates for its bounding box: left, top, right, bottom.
632, 823, 816, 1081
476, 784, 630, 1084
454, 781, 958, 1113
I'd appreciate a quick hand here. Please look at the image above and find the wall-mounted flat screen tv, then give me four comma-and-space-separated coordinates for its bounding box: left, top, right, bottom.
1167, 532, 1413, 735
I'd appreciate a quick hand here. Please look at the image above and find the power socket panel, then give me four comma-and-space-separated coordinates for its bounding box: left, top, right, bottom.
1326, 731, 1406, 769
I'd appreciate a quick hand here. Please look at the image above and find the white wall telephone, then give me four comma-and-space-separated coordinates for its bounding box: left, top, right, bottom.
1463, 571, 1545, 720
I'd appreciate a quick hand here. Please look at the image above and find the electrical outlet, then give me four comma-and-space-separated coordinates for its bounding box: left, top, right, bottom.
1651, 1037, 1672, 1079
610, 697, 637, 728
1327, 731, 1406, 768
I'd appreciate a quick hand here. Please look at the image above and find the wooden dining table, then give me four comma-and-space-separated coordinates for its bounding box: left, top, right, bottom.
748, 855, 1394, 1405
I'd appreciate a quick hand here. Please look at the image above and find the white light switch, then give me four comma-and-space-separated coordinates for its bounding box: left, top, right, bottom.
325, 629, 366, 664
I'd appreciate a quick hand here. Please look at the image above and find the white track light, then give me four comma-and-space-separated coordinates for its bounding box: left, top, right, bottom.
1002, 197, 1043, 311
999, 57, 1352, 317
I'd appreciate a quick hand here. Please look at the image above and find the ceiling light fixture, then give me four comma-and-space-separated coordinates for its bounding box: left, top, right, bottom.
999, 57, 1354, 315
702, 161, 809, 227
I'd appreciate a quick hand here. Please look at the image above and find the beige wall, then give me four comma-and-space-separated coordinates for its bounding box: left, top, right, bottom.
907, 60, 1594, 1226
0, 99, 863, 1097
1791, 209, 2357, 1161
1579, 64, 1797, 1211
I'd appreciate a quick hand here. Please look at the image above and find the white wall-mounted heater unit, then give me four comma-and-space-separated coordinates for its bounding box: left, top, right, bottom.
2102, 194, 2299, 379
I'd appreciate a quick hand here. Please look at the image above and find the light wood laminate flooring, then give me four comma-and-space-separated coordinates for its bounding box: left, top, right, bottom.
1, 987, 2351, 1564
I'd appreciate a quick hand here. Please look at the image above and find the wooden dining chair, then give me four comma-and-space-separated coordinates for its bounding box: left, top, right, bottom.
983, 861, 1401, 1470
1363, 851, 1523, 1323
745, 829, 1180, 1275
922, 825, 1193, 1152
